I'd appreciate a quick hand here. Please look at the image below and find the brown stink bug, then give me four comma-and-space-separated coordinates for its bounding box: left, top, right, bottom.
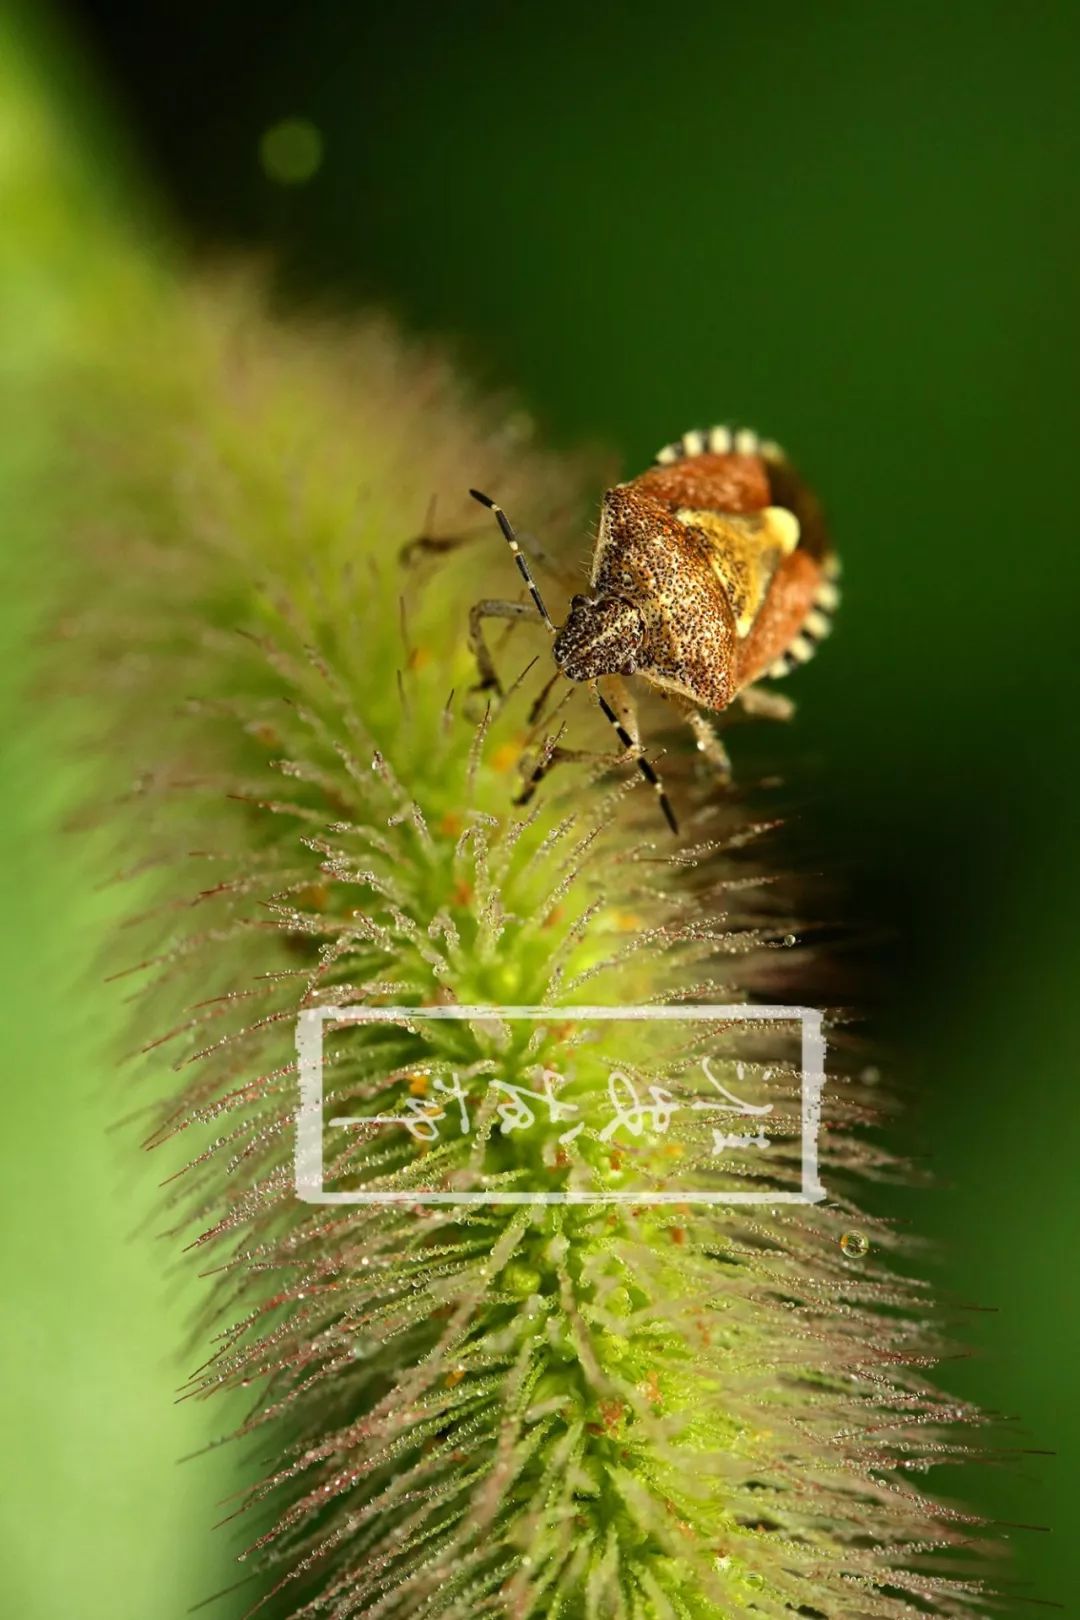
469, 425, 839, 833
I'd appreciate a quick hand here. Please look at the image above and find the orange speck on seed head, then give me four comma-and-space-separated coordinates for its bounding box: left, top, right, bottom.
298, 881, 330, 912
600, 1400, 624, 1431
490, 739, 524, 774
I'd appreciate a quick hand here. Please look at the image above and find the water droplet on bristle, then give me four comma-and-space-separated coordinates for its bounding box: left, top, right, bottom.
840, 1231, 869, 1259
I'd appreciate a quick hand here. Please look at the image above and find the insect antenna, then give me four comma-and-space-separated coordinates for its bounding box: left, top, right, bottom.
469, 488, 678, 835
595, 691, 679, 835
469, 489, 555, 632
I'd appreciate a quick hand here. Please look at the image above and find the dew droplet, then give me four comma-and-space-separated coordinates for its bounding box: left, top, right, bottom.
840, 1230, 869, 1259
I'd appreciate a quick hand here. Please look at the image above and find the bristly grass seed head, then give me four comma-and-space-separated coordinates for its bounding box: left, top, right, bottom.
51, 273, 998, 1620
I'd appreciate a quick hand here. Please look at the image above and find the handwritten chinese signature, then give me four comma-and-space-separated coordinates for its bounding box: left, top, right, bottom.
336, 1054, 773, 1157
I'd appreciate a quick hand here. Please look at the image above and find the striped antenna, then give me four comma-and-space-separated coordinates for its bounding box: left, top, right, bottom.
469, 488, 678, 835
469, 489, 554, 631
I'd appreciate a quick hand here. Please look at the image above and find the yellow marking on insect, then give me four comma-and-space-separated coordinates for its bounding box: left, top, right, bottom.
679, 507, 798, 635
764, 505, 800, 555
407, 1074, 429, 1097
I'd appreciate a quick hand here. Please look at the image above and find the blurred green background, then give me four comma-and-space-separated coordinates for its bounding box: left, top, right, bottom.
2, 1, 1077, 1613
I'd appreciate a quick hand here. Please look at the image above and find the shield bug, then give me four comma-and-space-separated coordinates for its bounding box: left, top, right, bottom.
469, 425, 839, 833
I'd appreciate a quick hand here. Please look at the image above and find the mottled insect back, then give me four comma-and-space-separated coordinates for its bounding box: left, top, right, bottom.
469, 426, 838, 831
632, 428, 838, 689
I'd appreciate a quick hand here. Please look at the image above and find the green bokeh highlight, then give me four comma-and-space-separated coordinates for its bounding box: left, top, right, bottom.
0, 13, 240, 1619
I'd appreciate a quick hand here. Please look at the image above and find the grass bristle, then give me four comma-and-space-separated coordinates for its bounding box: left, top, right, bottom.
55, 274, 995, 1618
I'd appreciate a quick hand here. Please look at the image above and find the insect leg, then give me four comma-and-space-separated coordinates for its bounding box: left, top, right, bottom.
735, 683, 796, 722
660, 692, 732, 778
468, 598, 538, 696
513, 680, 678, 832
526, 665, 566, 727
513, 738, 630, 808
400, 495, 472, 565
596, 677, 679, 835
401, 528, 486, 565
684, 709, 732, 776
